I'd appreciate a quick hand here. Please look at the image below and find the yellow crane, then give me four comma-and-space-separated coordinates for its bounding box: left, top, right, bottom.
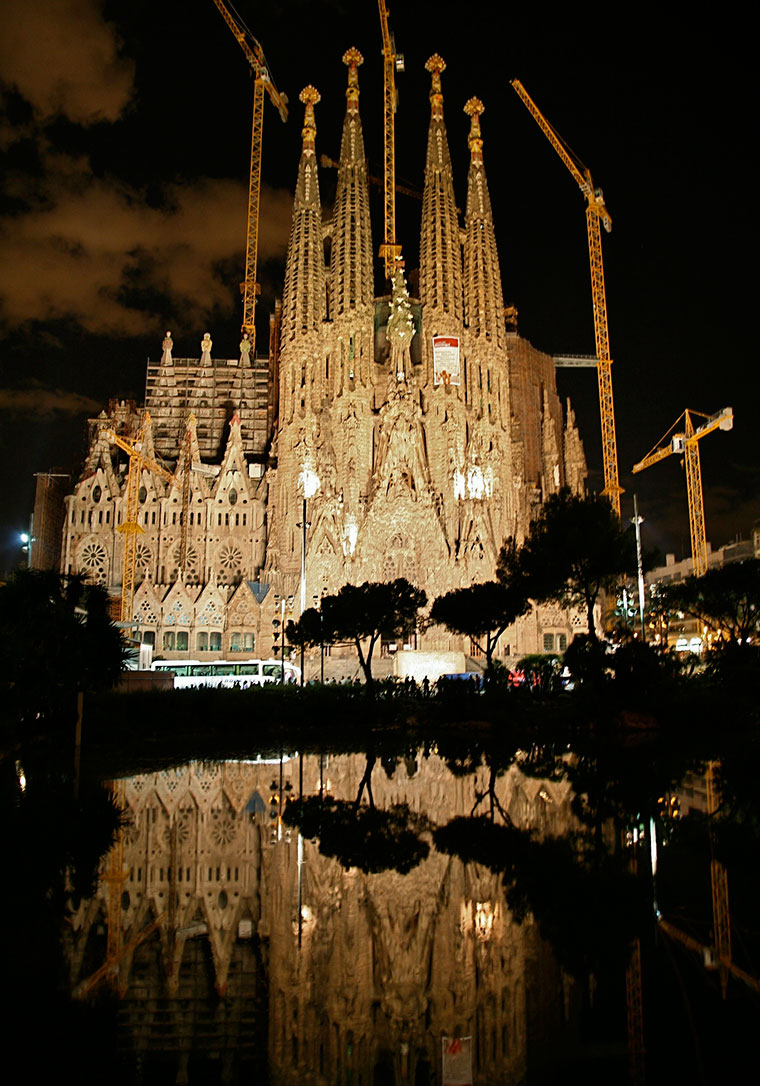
212, 0, 288, 349
104, 413, 176, 626
511, 79, 622, 517
634, 407, 735, 997
632, 407, 733, 577
377, 0, 404, 279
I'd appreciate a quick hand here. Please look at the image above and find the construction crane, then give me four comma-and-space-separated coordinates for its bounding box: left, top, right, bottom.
104, 413, 176, 626
635, 408, 736, 998
212, 0, 288, 349
511, 79, 622, 517
377, 0, 404, 279
632, 407, 733, 577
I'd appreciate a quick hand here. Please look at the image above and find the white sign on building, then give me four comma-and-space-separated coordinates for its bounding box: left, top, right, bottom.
433, 335, 461, 386
441, 1035, 472, 1085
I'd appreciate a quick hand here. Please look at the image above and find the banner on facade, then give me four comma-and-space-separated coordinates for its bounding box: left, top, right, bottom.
441, 1036, 473, 1085
432, 335, 461, 386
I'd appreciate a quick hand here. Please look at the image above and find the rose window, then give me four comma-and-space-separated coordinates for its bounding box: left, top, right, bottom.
210, 807, 237, 847
218, 542, 242, 574
79, 540, 107, 584
170, 543, 199, 582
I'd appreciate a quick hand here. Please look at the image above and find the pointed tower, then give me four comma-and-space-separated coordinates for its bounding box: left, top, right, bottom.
462, 98, 506, 351
280, 86, 325, 369
329, 49, 373, 328
418, 55, 468, 569
322, 50, 377, 590
419, 55, 463, 337
265, 87, 329, 600
458, 98, 516, 567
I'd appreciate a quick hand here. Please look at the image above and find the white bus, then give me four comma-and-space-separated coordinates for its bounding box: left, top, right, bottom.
150, 659, 301, 689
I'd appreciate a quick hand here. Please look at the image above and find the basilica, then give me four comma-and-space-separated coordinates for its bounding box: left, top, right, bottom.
60, 50, 588, 666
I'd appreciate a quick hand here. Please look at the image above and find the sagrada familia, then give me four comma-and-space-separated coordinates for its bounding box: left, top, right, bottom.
60, 51, 588, 664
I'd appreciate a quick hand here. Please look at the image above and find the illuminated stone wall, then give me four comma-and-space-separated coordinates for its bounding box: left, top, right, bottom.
63, 754, 579, 1083
59, 48, 587, 661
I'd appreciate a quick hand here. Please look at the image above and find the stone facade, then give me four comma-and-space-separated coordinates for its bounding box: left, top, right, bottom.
60, 50, 587, 662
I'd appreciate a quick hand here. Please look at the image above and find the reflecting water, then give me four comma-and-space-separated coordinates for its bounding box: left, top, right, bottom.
57, 736, 759, 1085
64, 752, 595, 1084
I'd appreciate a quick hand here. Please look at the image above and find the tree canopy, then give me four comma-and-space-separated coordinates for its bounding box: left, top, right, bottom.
320, 578, 427, 685
658, 559, 760, 646
0, 570, 126, 744
429, 581, 531, 672
500, 489, 638, 643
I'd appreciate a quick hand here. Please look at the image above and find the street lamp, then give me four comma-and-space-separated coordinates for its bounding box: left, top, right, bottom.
20, 528, 36, 569
631, 494, 646, 641
313, 592, 325, 683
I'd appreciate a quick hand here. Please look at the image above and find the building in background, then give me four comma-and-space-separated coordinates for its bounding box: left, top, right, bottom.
59, 51, 587, 665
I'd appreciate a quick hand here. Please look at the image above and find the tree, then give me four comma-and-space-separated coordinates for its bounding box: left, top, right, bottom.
429, 581, 531, 674
0, 569, 126, 747
658, 559, 760, 646
500, 489, 638, 645
320, 579, 427, 686
285, 607, 323, 653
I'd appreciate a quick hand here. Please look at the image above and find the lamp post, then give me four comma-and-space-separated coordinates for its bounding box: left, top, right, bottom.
272, 594, 293, 684
631, 494, 646, 641
298, 466, 320, 685
313, 592, 325, 683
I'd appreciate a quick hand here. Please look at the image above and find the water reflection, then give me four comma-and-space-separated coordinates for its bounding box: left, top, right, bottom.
65, 753, 587, 1083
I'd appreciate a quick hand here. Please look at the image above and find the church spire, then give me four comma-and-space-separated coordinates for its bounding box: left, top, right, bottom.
419, 55, 462, 322
463, 97, 506, 348
330, 48, 373, 318
281, 86, 325, 343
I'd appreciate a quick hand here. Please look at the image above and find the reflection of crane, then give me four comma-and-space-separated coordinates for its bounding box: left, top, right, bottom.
377, 0, 404, 278
212, 0, 288, 348
635, 408, 737, 998
104, 413, 175, 625
632, 407, 733, 577
511, 79, 622, 516
74, 779, 166, 999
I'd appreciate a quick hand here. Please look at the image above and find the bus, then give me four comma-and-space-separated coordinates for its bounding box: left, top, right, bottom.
150, 659, 301, 689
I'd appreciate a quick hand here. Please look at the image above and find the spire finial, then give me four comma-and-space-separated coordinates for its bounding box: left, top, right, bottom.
464, 97, 484, 164
425, 54, 446, 118
343, 47, 363, 113
299, 85, 321, 152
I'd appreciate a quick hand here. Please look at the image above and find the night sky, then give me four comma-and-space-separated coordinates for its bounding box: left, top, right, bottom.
0, 0, 756, 574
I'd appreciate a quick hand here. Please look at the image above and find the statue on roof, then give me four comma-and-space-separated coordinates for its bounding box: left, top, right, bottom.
161, 331, 173, 365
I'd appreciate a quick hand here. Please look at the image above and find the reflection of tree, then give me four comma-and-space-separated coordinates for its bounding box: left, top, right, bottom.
283, 794, 430, 875
434, 815, 644, 977
283, 751, 430, 875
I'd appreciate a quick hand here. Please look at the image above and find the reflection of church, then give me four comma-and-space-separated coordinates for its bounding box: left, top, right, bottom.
59, 49, 587, 660
64, 755, 580, 1082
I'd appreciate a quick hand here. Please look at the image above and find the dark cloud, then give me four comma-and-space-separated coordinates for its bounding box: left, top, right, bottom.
0, 381, 101, 416
0, 165, 292, 335
0, 0, 134, 125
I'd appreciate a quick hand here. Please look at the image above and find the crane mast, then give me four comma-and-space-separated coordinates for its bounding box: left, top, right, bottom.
632, 406, 733, 577
211, 0, 288, 348
511, 78, 621, 517
377, 0, 404, 278
106, 414, 175, 625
